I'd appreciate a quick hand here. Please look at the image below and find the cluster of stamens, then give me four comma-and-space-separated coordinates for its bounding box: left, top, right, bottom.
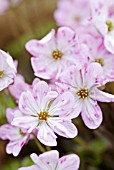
19, 129, 26, 136
0, 71, 4, 78
38, 111, 50, 120
52, 50, 62, 60
94, 58, 104, 66
74, 15, 81, 23
106, 20, 114, 32
77, 88, 89, 99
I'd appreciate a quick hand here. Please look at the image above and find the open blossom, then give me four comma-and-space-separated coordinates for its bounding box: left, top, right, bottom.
0, 108, 31, 157
76, 25, 114, 82
26, 27, 81, 80
54, 0, 91, 29
9, 74, 40, 102
90, 0, 114, 54
12, 81, 77, 146
0, 50, 17, 91
18, 150, 80, 170
57, 65, 114, 129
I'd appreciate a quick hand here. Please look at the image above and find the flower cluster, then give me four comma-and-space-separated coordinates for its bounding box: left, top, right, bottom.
1, 0, 114, 169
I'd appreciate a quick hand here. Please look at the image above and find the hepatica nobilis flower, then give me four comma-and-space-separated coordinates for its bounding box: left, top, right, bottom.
25, 27, 81, 80
76, 25, 114, 82
54, 0, 91, 29
57, 64, 114, 129
12, 81, 77, 146
90, 0, 114, 54
18, 150, 80, 170
0, 50, 17, 91
0, 108, 31, 157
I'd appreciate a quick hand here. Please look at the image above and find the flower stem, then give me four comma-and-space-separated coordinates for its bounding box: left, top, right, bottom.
33, 134, 46, 153
46, 146, 51, 151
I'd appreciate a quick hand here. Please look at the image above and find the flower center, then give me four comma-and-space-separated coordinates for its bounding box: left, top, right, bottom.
106, 20, 114, 32
94, 58, 104, 66
52, 50, 62, 60
0, 71, 4, 78
77, 88, 89, 99
74, 15, 81, 23
38, 111, 50, 120
19, 129, 26, 136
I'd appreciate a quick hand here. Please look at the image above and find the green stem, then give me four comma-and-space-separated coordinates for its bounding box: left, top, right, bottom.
46, 146, 51, 151
33, 133, 46, 153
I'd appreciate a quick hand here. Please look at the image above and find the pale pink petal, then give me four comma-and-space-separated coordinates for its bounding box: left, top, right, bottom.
19, 91, 40, 116
85, 63, 103, 88
72, 99, 83, 118
33, 81, 58, 110
48, 92, 74, 117
11, 116, 38, 133
31, 151, 59, 169
6, 135, 28, 156
47, 118, 78, 138
25, 40, 50, 57
94, 88, 114, 102
56, 27, 76, 51
81, 99, 103, 129
9, 74, 29, 100
104, 34, 114, 54
6, 108, 14, 123
59, 66, 82, 88
56, 154, 80, 170
37, 122, 57, 146
31, 57, 57, 79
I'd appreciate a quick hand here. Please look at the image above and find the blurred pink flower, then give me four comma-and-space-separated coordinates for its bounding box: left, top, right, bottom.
0, 0, 9, 14
9, 74, 40, 102
18, 150, 80, 170
12, 81, 77, 146
0, 108, 31, 157
57, 64, 114, 129
26, 27, 81, 80
90, 0, 114, 54
76, 25, 114, 82
54, 0, 91, 29
0, 50, 17, 91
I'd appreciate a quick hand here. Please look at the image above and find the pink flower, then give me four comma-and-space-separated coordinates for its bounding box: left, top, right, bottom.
12, 81, 77, 146
0, 108, 31, 157
54, 0, 91, 29
18, 150, 80, 170
0, 0, 9, 14
57, 65, 114, 129
9, 74, 40, 102
0, 50, 17, 91
90, 0, 114, 54
25, 27, 81, 80
76, 25, 114, 82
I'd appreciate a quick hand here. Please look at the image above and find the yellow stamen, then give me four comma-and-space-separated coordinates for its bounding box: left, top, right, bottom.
77, 88, 89, 99
0, 71, 4, 78
52, 50, 62, 60
38, 111, 50, 120
106, 20, 114, 32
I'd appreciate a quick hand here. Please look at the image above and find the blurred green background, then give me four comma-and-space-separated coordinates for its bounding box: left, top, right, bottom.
0, 0, 114, 169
